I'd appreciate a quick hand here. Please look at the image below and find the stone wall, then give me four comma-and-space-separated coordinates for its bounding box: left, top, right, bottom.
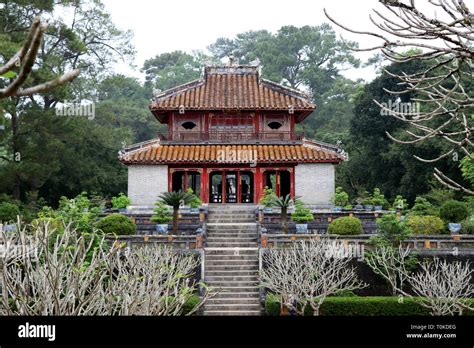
295, 163, 335, 206
128, 165, 168, 207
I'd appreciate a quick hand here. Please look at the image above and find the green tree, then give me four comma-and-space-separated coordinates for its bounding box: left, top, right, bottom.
0, 0, 134, 204
142, 51, 214, 91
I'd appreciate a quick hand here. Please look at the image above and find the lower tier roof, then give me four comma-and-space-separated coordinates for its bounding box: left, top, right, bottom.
118, 140, 344, 165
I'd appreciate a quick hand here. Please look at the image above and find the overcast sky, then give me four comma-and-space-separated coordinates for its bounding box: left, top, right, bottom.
100, 0, 473, 82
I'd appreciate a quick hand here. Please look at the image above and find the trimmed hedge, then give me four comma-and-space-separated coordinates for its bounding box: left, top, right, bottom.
406, 215, 446, 235
328, 216, 363, 235
440, 200, 469, 223
265, 294, 474, 316
183, 294, 200, 315
96, 214, 136, 235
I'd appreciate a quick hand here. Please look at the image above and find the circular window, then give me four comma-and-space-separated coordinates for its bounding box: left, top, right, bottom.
181, 121, 197, 130
268, 121, 283, 130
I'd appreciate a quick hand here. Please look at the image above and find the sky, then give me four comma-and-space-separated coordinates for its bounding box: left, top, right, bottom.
101, 0, 388, 82
100, 0, 474, 82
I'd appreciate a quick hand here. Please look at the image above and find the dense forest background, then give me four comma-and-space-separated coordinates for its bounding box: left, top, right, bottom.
0, 0, 470, 210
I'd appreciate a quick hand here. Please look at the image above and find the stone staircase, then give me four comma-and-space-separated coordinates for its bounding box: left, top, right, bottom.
202, 205, 261, 316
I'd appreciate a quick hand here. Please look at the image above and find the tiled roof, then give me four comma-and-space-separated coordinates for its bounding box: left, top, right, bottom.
149, 65, 315, 121
118, 141, 344, 165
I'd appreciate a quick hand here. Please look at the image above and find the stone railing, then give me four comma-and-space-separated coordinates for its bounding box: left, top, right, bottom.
123, 206, 208, 236
259, 233, 474, 255
105, 234, 204, 251
258, 208, 388, 234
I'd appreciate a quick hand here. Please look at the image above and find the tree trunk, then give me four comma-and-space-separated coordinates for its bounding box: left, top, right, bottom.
172, 207, 179, 234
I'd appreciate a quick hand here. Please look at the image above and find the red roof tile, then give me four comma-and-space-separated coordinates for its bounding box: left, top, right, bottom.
119, 141, 343, 165
149, 65, 315, 121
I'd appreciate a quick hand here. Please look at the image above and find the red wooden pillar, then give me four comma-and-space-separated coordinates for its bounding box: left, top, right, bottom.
201, 169, 209, 203
168, 169, 173, 192
237, 171, 241, 203
255, 168, 263, 203
290, 167, 295, 199
222, 170, 226, 204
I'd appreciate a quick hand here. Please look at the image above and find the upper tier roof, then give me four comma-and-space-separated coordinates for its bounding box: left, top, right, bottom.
149, 64, 315, 123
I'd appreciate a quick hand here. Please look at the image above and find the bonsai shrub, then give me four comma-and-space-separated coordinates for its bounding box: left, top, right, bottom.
333, 187, 349, 207
151, 201, 173, 224
392, 195, 408, 212
96, 214, 136, 235
0, 202, 20, 223
111, 193, 130, 210
406, 215, 445, 235
291, 200, 313, 223
369, 188, 389, 209
440, 200, 469, 223
186, 188, 202, 209
259, 186, 276, 208
328, 216, 363, 235
376, 214, 410, 244
409, 197, 434, 216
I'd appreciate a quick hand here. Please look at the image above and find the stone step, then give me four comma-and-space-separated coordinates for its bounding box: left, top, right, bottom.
206, 264, 258, 271
204, 276, 259, 288
206, 273, 258, 280
213, 291, 259, 298
207, 234, 257, 242
203, 303, 261, 311
205, 249, 258, 256
206, 232, 257, 237
212, 286, 260, 292
206, 242, 257, 248
208, 219, 255, 223
206, 270, 258, 276
206, 221, 257, 226
206, 298, 260, 305
206, 232, 257, 236
205, 255, 258, 260
205, 261, 258, 268
202, 310, 261, 316
208, 212, 255, 217
206, 281, 259, 287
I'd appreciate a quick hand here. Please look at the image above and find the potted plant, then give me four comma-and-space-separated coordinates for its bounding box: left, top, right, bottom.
259, 186, 276, 213
392, 195, 408, 213
186, 188, 202, 213
291, 200, 314, 233
159, 190, 194, 234
273, 194, 293, 234
369, 188, 388, 212
151, 201, 172, 234
332, 187, 349, 212
111, 193, 131, 213
440, 200, 469, 234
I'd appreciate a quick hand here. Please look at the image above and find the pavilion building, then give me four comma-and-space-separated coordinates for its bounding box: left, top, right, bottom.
118, 63, 344, 209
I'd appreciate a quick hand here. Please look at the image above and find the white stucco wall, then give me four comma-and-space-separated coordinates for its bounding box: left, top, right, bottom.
295, 163, 335, 206
128, 165, 168, 207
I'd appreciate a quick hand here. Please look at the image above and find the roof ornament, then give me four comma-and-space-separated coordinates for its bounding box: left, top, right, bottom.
228, 54, 236, 66
249, 58, 260, 66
